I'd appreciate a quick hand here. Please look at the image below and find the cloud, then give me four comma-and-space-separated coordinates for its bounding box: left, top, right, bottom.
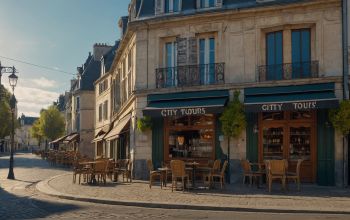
31, 77, 57, 89
4, 84, 59, 117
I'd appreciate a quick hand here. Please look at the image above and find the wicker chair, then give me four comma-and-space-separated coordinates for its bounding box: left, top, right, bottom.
286, 159, 303, 191
170, 160, 190, 192
147, 159, 163, 189
203, 159, 221, 187
266, 159, 287, 193
117, 159, 132, 183
241, 159, 264, 186
211, 160, 228, 189
72, 158, 92, 184
94, 160, 109, 184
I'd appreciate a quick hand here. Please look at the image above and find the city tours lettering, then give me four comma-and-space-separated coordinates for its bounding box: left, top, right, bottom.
261, 101, 317, 111
161, 107, 206, 117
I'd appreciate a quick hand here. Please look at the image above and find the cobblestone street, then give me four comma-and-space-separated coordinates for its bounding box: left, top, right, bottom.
0, 153, 349, 219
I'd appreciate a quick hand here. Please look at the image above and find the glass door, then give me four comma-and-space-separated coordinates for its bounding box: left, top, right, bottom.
262, 126, 284, 160
289, 126, 311, 161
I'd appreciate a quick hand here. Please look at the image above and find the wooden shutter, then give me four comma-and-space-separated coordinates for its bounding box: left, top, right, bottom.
155, 0, 164, 15
216, 0, 223, 7
188, 37, 198, 65
176, 37, 187, 66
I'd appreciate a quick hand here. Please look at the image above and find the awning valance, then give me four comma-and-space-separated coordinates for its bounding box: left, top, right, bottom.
244, 83, 339, 112
92, 125, 111, 143
63, 133, 80, 144
104, 115, 131, 141
143, 90, 229, 117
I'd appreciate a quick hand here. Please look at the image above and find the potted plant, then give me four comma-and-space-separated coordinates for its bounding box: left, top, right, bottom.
137, 116, 152, 132
220, 90, 246, 183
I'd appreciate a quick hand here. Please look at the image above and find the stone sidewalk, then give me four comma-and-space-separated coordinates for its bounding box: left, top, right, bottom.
36, 172, 350, 214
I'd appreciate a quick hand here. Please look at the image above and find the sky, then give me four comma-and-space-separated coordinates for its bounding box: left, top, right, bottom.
0, 0, 130, 117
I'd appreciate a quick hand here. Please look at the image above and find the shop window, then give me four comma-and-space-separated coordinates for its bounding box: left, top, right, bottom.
166, 114, 215, 160
262, 127, 284, 160
97, 142, 103, 156
262, 112, 284, 121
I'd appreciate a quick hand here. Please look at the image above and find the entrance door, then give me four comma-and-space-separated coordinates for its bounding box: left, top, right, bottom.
259, 111, 316, 182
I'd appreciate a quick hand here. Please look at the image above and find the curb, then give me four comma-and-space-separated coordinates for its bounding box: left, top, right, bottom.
36, 174, 350, 215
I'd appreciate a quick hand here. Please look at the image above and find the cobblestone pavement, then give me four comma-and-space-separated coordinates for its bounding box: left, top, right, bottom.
0, 153, 349, 219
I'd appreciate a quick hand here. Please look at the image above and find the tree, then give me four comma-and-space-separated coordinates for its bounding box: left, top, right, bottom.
40, 105, 65, 142
220, 90, 247, 183
30, 119, 43, 147
0, 85, 12, 151
329, 100, 350, 136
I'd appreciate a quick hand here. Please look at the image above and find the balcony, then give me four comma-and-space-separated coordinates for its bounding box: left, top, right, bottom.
258, 61, 319, 82
156, 63, 225, 88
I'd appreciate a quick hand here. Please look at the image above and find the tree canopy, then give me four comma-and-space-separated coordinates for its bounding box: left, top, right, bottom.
220, 90, 246, 139
31, 105, 65, 142
0, 85, 12, 139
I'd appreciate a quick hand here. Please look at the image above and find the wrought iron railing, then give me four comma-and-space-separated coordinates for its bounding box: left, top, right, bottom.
258, 61, 319, 82
156, 63, 225, 88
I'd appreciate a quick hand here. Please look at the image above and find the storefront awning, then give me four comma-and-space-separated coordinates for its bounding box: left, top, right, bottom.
143, 90, 229, 117
91, 125, 111, 143
50, 135, 68, 145
63, 133, 80, 144
104, 115, 131, 141
244, 83, 339, 112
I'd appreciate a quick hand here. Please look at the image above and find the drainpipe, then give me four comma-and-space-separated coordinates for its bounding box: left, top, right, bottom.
342, 0, 349, 187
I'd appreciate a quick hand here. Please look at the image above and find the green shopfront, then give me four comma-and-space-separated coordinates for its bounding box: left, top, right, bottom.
143, 90, 229, 167
244, 83, 339, 185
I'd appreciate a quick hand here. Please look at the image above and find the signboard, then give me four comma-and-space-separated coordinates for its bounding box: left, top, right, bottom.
143, 106, 225, 117
245, 99, 339, 113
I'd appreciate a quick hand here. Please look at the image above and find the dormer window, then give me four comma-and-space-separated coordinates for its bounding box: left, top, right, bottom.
165, 0, 180, 13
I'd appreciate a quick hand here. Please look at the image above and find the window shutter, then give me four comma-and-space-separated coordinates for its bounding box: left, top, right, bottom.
176, 37, 187, 66
216, 0, 223, 7
155, 0, 164, 15
188, 37, 198, 65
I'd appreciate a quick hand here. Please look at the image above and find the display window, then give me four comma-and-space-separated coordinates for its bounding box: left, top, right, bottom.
164, 114, 215, 161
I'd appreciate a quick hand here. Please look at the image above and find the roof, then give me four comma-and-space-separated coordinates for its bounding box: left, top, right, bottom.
20, 115, 38, 126
102, 41, 120, 73
133, 0, 311, 19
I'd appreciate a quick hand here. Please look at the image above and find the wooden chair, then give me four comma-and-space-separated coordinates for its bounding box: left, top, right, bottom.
266, 159, 287, 193
241, 159, 264, 186
211, 160, 228, 189
147, 159, 163, 189
203, 159, 221, 187
94, 160, 109, 184
286, 159, 303, 191
73, 158, 92, 184
170, 160, 190, 192
118, 160, 132, 183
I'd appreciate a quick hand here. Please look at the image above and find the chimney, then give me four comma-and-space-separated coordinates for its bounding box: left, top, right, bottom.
93, 43, 112, 61
118, 16, 129, 39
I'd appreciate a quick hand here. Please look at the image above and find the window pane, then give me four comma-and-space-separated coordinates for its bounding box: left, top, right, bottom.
173, 0, 179, 12
209, 0, 215, 7
209, 38, 215, 83
165, 0, 170, 13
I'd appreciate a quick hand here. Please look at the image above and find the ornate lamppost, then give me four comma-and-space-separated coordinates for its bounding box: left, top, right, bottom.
7, 68, 18, 180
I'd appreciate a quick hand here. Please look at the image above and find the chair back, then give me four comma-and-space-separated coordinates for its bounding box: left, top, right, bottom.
269, 160, 286, 175
240, 159, 252, 173
296, 159, 303, 176
170, 160, 186, 177
221, 160, 228, 176
94, 161, 109, 172
212, 159, 221, 172
147, 159, 154, 171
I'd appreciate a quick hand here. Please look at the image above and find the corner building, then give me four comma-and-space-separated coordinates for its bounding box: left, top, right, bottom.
104, 0, 346, 186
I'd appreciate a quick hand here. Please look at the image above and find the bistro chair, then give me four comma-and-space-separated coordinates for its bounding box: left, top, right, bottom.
286, 159, 303, 191
170, 160, 190, 192
211, 160, 228, 189
94, 160, 109, 184
73, 158, 92, 184
266, 159, 287, 193
203, 159, 221, 187
147, 159, 163, 189
241, 159, 264, 186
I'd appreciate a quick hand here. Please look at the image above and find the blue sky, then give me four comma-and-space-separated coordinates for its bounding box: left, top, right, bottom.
0, 0, 130, 116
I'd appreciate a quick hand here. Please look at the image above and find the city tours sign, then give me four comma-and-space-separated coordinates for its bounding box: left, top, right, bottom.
143, 106, 225, 117
245, 99, 339, 113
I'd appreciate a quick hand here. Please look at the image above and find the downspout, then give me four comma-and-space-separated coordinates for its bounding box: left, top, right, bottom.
342, 0, 349, 187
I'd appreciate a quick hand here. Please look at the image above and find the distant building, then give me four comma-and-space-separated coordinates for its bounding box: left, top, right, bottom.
64, 44, 113, 158
15, 114, 39, 151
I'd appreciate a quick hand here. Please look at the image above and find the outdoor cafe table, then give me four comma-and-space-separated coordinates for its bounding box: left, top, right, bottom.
79, 161, 105, 185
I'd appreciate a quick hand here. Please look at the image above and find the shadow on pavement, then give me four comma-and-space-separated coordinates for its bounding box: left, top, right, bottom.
0, 187, 80, 219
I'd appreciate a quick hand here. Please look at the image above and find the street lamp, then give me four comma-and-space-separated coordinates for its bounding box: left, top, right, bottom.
7, 68, 18, 180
